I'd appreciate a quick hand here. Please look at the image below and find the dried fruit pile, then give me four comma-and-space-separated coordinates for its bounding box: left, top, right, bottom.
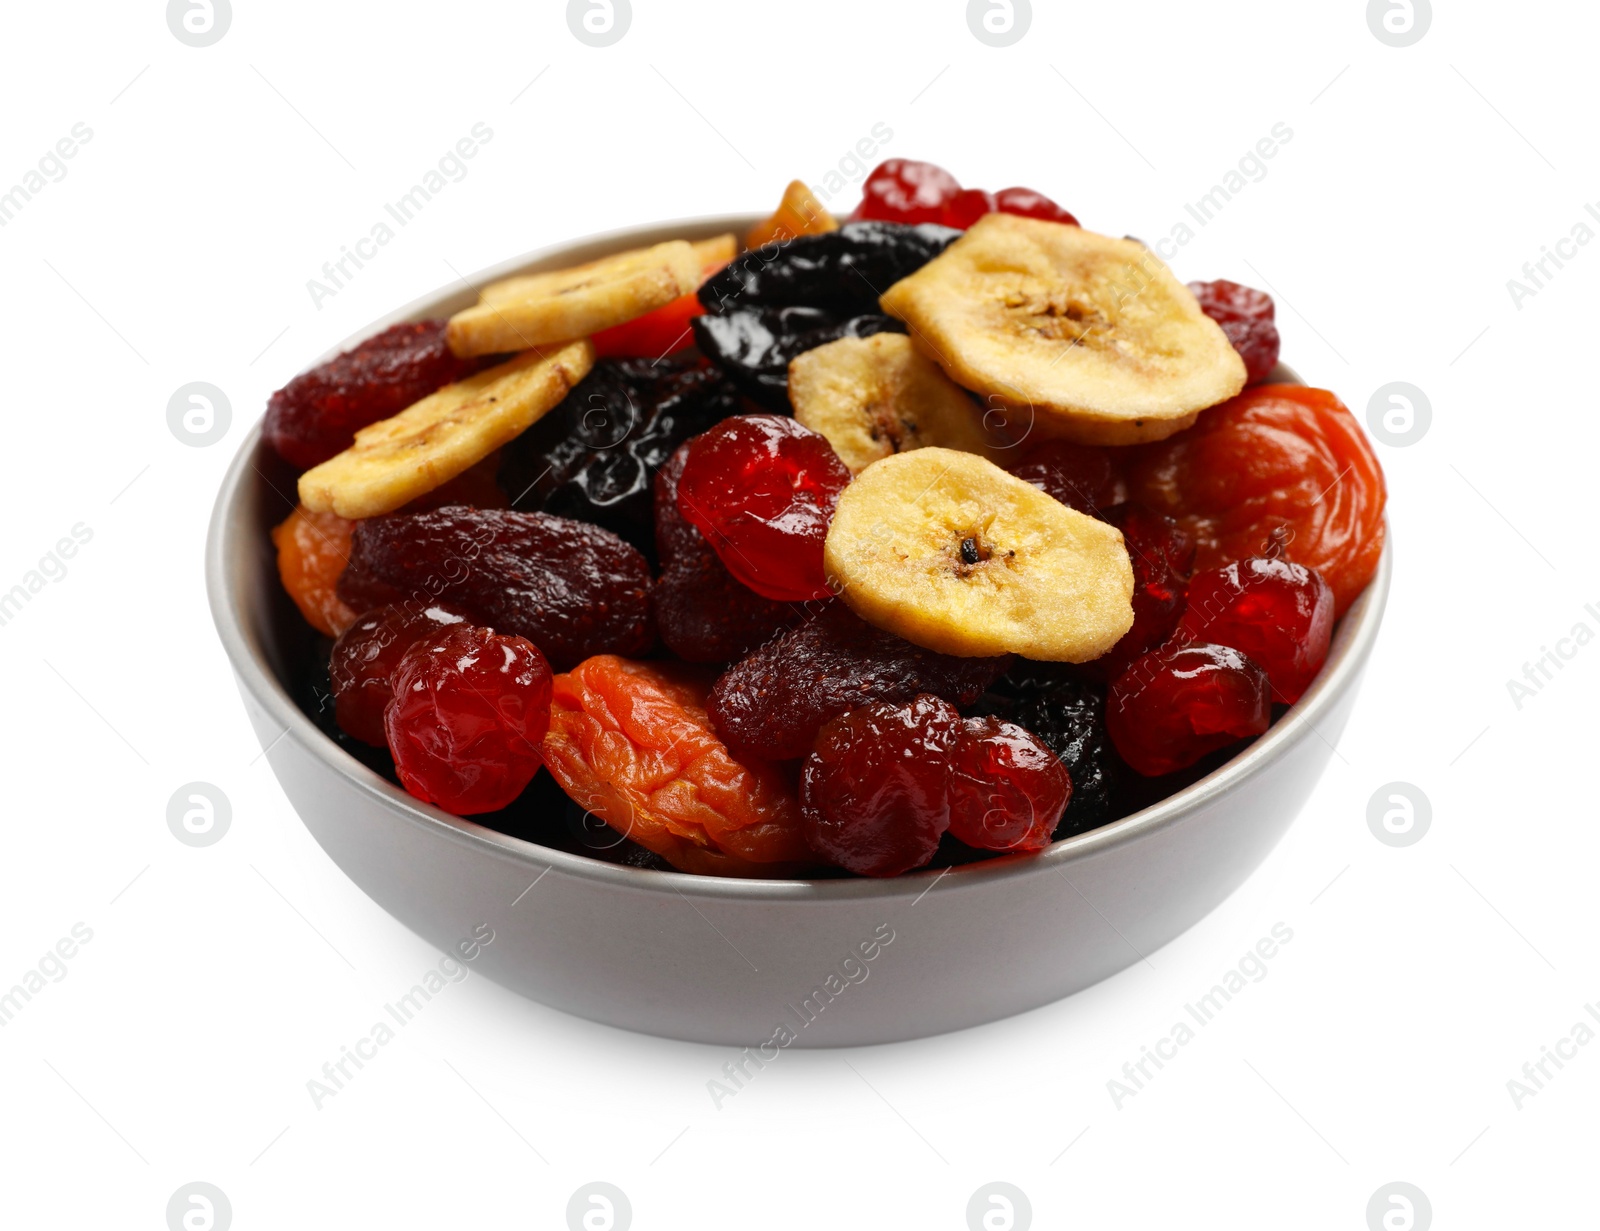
265, 158, 1386, 879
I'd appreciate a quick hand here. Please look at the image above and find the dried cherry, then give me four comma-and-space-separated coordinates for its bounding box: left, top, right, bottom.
265, 320, 482, 469
800, 694, 962, 877
691, 306, 904, 409
338, 506, 653, 670
540, 655, 815, 876
1127, 385, 1386, 616
946, 716, 1071, 853
329, 602, 475, 745
855, 160, 964, 225
1188, 280, 1280, 385
675, 415, 852, 602
991, 186, 1080, 227
1107, 643, 1270, 777
385, 624, 553, 815
1179, 558, 1334, 705
708, 603, 1009, 761
1084, 502, 1196, 679
1006, 439, 1121, 514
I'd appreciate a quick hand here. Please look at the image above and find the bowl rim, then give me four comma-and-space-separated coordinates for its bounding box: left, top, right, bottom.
207, 214, 1391, 904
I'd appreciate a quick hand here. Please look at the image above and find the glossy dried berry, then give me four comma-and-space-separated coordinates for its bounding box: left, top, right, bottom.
708, 603, 1010, 761
698, 221, 960, 316
265, 320, 482, 469
946, 716, 1071, 853
855, 159, 964, 225
1107, 643, 1270, 777
498, 355, 739, 554
676, 415, 852, 602
338, 506, 653, 670
540, 655, 815, 876
1179, 558, 1334, 705
1085, 502, 1196, 678
329, 602, 475, 745
385, 624, 553, 815
991, 186, 1080, 227
691, 306, 904, 409
654, 443, 803, 662
1188, 280, 1280, 385
1127, 385, 1386, 616
1005, 439, 1121, 514
1006, 677, 1118, 838
801, 694, 962, 877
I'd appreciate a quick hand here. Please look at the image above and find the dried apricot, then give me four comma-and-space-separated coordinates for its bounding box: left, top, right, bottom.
541, 656, 815, 877
272, 505, 359, 636
1127, 385, 1386, 616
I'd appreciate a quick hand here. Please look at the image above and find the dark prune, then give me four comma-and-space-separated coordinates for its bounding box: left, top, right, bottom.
1007, 677, 1119, 838
498, 355, 740, 554
708, 603, 1010, 761
338, 506, 653, 671
800, 694, 962, 877
654, 443, 803, 662
691, 307, 905, 410
265, 320, 483, 470
697, 221, 960, 317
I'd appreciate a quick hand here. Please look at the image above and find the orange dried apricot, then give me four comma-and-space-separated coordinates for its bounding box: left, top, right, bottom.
272, 505, 359, 636
541, 655, 815, 877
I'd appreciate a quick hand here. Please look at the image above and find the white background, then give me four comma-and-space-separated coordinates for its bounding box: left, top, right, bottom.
0, 1, 1593, 1227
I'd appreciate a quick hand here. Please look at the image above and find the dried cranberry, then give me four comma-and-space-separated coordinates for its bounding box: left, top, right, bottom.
338, 506, 653, 671
855, 159, 963, 225
940, 187, 996, 230
329, 602, 475, 745
1179, 558, 1334, 704
946, 716, 1071, 853
385, 625, 553, 815
1085, 503, 1196, 679
1188, 280, 1280, 385
653, 443, 803, 662
709, 603, 1009, 761
1107, 643, 1270, 777
675, 415, 852, 602
264, 321, 482, 470
800, 694, 961, 877
992, 186, 1080, 227
1006, 440, 1120, 514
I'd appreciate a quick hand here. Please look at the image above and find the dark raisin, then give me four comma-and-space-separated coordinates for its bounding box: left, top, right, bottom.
1008, 678, 1119, 839
497, 355, 740, 555
338, 506, 653, 671
691, 307, 904, 409
708, 603, 1010, 761
698, 221, 960, 316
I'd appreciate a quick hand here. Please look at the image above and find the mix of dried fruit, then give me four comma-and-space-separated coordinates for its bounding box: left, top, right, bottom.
263, 158, 1387, 879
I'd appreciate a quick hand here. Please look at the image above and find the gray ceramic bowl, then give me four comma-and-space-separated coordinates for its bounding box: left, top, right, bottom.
207, 215, 1389, 1046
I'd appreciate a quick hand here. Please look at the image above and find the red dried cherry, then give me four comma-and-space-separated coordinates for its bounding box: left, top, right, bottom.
1107, 643, 1270, 777
940, 187, 997, 230
992, 186, 1080, 227
1188, 280, 1280, 385
1179, 558, 1334, 704
1006, 439, 1120, 514
385, 624, 553, 815
329, 602, 474, 745
800, 695, 962, 877
675, 415, 851, 602
855, 159, 963, 225
946, 716, 1071, 853
1085, 503, 1195, 679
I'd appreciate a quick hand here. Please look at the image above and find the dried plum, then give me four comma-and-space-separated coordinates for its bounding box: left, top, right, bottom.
1007, 677, 1119, 839
691, 307, 903, 410
498, 356, 739, 555
337, 506, 653, 671
698, 221, 960, 316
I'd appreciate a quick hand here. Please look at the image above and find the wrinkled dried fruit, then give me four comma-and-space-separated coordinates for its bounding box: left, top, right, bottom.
1127, 385, 1386, 616
1084, 502, 1195, 679
1002, 674, 1118, 838
385, 624, 553, 814
708, 603, 1009, 761
265, 320, 483, 470
676, 414, 852, 602
498, 355, 739, 554
330, 602, 475, 745
801, 694, 962, 877
654, 443, 803, 662
540, 655, 815, 876
1179, 558, 1334, 705
946, 716, 1071, 853
1188, 279, 1280, 385
691, 306, 905, 409
1107, 643, 1270, 776
338, 506, 653, 670
1005, 439, 1121, 514
272, 505, 359, 636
